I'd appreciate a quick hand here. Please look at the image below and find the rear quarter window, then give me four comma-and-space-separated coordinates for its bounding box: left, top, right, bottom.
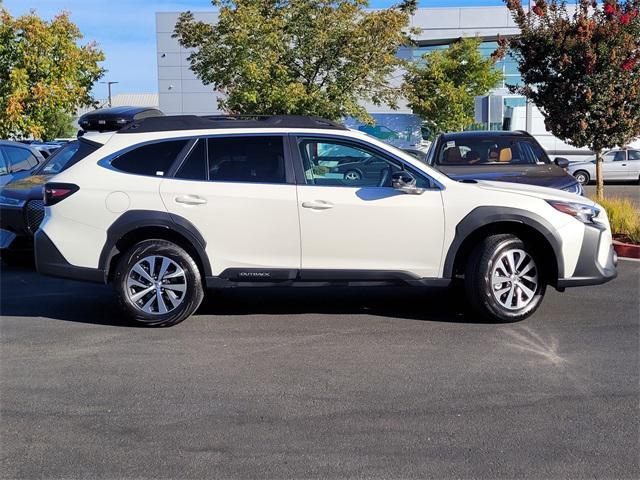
111, 140, 189, 176
39, 139, 100, 175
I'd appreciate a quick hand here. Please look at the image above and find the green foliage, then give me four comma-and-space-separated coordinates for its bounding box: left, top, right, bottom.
591, 196, 640, 244
173, 0, 416, 122
503, 0, 640, 198
45, 110, 76, 140
0, 10, 104, 140
403, 37, 504, 133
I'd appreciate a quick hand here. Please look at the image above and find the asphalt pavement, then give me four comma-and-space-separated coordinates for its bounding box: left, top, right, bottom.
1, 260, 638, 479
583, 184, 639, 206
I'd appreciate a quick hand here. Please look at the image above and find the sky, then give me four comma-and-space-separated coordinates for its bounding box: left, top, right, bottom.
5, 0, 504, 99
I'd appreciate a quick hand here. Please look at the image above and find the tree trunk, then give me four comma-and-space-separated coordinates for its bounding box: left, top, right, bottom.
595, 149, 604, 200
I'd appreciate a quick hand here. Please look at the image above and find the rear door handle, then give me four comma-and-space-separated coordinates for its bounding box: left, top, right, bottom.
175, 195, 207, 205
301, 200, 334, 210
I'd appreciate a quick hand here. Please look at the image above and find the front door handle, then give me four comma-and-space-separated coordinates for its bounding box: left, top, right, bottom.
301, 200, 334, 210
175, 195, 207, 205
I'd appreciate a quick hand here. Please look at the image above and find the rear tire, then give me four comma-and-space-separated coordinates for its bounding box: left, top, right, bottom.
573, 170, 590, 184
464, 234, 546, 322
114, 239, 204, 327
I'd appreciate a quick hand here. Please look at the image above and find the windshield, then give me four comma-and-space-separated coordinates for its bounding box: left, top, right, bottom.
36, 139, 99, 175
433, 136, 550, 166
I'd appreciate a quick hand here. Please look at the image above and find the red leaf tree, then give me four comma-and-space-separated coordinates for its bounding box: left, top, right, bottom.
500, 0, 640, 198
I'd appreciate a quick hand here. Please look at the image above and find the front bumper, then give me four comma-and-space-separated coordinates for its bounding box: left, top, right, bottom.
556, 222, 617, 288
35, 230, 106, 283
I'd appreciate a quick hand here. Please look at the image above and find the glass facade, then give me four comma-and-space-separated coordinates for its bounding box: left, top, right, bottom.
347, 41, 527, 145
400, 41, 524, 88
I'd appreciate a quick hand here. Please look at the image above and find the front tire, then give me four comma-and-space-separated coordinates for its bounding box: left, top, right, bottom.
343, 170, 361, 182
114, 239, 204, 327
464, 234, 546, 322
573, 170, 590, 184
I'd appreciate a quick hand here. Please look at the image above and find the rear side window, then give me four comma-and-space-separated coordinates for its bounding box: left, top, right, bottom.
628, 150, 640, 160
39, 140, 100, 175
4, 146, 38, 172
111, 139, 189, 176
207, 136, 285, 184
175, 139, 207, 180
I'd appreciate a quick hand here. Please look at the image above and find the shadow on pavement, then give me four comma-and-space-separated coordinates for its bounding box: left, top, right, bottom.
0, 262, 503, 327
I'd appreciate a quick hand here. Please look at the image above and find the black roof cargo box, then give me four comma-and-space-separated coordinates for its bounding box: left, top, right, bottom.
78, 106, 164, 133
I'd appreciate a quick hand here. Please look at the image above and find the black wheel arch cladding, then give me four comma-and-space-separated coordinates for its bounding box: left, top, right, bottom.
99, 210, 212, 278
443, 206, 565, 280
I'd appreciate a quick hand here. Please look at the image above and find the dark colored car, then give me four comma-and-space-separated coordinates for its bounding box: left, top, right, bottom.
27, 141, 64, 159
0, 138, 102, 258
426, 131, 583, 195
78, 106, 163, 133
0, 141, 46, 187
402, 148, 428, 163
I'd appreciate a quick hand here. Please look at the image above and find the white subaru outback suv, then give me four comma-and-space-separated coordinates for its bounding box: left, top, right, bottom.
35, 115, 617, 327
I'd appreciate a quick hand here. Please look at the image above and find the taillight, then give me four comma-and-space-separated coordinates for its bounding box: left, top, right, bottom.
43, 183, 79, 206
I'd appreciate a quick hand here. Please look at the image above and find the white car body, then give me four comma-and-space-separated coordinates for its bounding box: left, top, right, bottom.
34, 116, 618, 325
568, 149, 640, 184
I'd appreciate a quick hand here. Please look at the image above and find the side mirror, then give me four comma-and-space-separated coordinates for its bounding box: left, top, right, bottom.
391, 171, 424, 195
554, 157, 570, 169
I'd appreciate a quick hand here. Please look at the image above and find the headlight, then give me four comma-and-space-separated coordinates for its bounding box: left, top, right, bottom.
546, 200, 600, 224
562, 182, 584, 196
0, 195, 25, 207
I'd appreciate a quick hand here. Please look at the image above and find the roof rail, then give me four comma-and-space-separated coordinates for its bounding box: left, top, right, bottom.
118, 114, 347, 134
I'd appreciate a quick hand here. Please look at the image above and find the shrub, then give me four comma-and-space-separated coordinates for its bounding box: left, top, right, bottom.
593, 197, 640, 244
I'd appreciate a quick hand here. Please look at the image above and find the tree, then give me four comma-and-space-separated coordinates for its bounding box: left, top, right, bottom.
173, 0, 416, 123
0, 10, 104, 140
46, 110, 76, 139
403, 36, 504, 134
501, 0, 640, 199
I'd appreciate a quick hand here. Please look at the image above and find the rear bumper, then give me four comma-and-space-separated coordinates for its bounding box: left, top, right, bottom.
0, 200, 45, 250
556, 223, 617, 288
35, 230, 106, 283
0, 204, 27, 250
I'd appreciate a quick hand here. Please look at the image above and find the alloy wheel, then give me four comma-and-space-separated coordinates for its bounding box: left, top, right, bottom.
490, 249, 538, 310
344, 170, 361, 181
575, 172, 588, 184
126, 255, 187, 315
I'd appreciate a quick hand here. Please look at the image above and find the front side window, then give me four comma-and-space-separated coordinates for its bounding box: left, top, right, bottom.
518, 140, 549, 164
435, 137, 547, 166
3, 146, 38, 172
297, 138, 403, 187
207, 136, 286, 184
613, 151, 627, 162
111, 139, 189, 176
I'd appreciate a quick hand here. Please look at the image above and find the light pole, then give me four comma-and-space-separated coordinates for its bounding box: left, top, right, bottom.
100, 81, 119, 107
